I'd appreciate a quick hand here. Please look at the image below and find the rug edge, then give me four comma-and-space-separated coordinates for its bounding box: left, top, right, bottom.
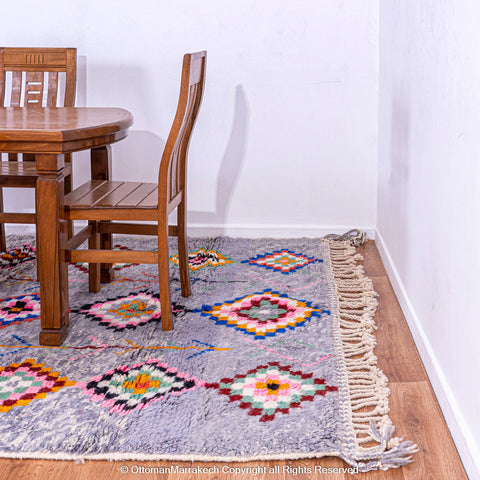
323, 238, 419, 472
0, 451, 348, 462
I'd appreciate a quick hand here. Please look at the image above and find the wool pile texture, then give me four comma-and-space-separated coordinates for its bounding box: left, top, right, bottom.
0, 236, 417, 472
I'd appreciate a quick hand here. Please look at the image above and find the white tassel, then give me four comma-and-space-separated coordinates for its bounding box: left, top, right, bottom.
324, 237, 418, 471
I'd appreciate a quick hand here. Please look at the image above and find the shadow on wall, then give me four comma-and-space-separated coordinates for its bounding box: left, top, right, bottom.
111, 130, 166, 181
73, 61, 161, 185
188, 85, 250, 232
71, 131, 166, 188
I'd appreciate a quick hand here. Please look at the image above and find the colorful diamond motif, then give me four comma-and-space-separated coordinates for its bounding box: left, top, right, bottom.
71, 244, 137, 273
242, 249, 321, 274
170, 249, 233, 271
201, 290, 324, 339
73, 291, 189, 332
207, 362, 337, 422
78, 358, 205, 415
0, 294, 41, 330
0, 359, 75, 412
0, 244, 36, 270
75, 291, 162, 331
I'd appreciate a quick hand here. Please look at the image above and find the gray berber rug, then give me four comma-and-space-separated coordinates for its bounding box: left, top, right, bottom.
0, 234, 417, 472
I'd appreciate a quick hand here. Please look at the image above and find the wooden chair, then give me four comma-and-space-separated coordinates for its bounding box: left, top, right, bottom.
63, 51, 207, 331
0, 47, 77, 251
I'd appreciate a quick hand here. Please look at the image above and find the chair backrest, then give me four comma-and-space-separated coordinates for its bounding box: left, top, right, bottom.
0, 47, 77, 161
0, 47, 76, 108
159, 51, 206, 212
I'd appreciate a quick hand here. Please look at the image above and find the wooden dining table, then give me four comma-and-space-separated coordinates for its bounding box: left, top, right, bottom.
0, 106, 133, 346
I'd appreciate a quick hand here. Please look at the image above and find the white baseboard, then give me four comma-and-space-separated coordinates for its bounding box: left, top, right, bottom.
186, 224, 376, 239
375, 229, 479, 480
5, 223, 377, 240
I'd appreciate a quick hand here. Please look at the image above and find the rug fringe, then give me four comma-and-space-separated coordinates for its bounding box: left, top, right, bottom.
323, 229, 367, 247
324, 238, 419, 472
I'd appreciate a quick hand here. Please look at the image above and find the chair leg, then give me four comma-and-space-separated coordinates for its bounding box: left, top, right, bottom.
0, 188, 6, 252
90, 146, 114, 283
158, 218, 173, 331
100, 233, 114, 284
88, 221, 101, 293
177, 200, 191, 298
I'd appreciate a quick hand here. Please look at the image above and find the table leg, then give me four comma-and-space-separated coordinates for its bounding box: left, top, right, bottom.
91, 145, 114, 283
36, 154, 69, 346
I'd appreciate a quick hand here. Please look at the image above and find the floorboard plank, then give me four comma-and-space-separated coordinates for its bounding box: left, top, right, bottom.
389, 381, 468, 480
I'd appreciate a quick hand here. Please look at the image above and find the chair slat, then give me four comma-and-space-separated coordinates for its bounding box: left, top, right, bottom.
70, 181, 124, 207
169, 148, 178, 200
168, 82, 198, 203
94, 182, 143, 207
189, 54, 205, 85
47, 71, 58, 107
64, 180, 107, 206
10, 71, 22, 106
115, 183, 157, 207
137, 187, 159, 208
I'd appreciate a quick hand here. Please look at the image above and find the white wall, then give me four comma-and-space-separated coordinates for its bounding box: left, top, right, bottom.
2, 0, 379, 238
378, 1, 480, 478
3, 0, 480, 475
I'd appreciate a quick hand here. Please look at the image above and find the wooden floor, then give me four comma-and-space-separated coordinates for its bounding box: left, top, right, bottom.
0, 241, 468, 480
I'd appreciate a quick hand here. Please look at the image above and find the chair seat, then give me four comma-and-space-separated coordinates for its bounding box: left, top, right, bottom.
0, 162, 38, 186
65, 180, 159, 221
0, 161, 73, 186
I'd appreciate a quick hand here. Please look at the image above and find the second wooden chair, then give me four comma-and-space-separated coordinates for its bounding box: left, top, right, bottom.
0, 47, 77, 251
63, 51, 207, 330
